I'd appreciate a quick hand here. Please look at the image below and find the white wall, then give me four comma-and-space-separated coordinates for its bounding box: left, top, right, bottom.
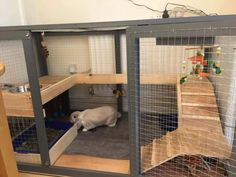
1, 0, 236, 26
211, 36, 236, 145
22, 0, 236, 25
0, 0, 25, 26
44, 34, 117, 110
44, 36, 90, 75
0, 40, 28, 84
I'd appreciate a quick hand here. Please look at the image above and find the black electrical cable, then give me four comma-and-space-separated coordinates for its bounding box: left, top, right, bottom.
127, 0, 163, 13
165, 3, 208, 16
165, 3, 186, 10
126, 0, 214, 17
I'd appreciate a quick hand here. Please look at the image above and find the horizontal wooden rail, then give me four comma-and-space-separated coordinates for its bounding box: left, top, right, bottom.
74, 74, 177, 85
2, 74, 177, 117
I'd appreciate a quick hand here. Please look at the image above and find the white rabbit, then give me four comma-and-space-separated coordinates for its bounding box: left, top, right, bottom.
70, 106, 121, 132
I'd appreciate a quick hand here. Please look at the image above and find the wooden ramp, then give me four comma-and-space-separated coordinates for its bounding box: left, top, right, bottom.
141, 129, 231, 173
141, 76, 232, 173
180, 77, 222, 133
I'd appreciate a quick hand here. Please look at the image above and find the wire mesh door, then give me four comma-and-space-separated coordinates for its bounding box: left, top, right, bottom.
0, 31, 50, 166
0, 39, 41, 164
127, 19, 236, 177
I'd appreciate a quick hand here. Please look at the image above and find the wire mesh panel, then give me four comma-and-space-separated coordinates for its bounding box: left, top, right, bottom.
8, 116, 41, 164
0, 40, 28, 84
0, 40, 41, 164
128, 24, 236, 177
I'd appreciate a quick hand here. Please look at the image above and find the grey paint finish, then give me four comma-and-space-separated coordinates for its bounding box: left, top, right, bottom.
115, 31, 123, 112
127, 31, 141, 176
127, 20, 236, 38
2, 15, 236, 177
32, 33, 48, 76
22, 32, 50, 165
0, 31, 51, 165
0, 15, 235, 32
126, 17, 236, 177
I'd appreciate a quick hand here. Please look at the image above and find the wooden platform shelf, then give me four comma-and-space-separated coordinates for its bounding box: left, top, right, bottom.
55, 154, 130, 174
2, 74, 177, 117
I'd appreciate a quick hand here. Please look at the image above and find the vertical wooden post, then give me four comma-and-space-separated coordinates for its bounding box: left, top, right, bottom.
0, 63, 18, 177
177, 75, 182, 128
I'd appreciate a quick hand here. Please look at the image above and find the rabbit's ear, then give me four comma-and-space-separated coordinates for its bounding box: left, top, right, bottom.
75, 111, 81, 117
73, 111, 81, 117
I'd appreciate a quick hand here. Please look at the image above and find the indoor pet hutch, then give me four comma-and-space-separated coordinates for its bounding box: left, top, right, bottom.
0, 15, 236, 177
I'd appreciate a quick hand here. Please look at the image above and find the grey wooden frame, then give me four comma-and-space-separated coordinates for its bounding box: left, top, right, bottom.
0, 15, 236, 177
